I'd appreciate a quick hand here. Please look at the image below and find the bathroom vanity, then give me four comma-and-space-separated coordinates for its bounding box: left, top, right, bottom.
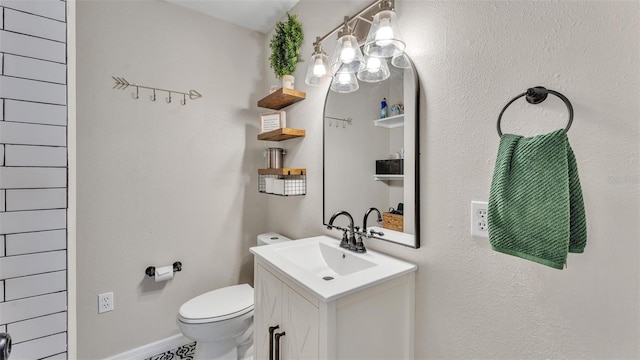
251, 236, 417, 359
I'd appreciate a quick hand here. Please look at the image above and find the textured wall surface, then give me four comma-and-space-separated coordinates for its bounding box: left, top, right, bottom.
75, 1, 267, 358
268, 1, 640, 358
74, 0, 639, 358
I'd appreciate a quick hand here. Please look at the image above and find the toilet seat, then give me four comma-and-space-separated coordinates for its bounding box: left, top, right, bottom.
178, 284, 254, 324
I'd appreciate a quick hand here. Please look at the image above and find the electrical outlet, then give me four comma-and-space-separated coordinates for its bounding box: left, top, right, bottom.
471, 201, 489, 237
98, 292, 114, 314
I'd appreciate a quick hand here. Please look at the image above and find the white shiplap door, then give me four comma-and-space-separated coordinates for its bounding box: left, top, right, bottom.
0, 0, 69, 358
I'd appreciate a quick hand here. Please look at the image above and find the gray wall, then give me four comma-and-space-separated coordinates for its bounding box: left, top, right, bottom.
75, 1, 267, 358
268, 1, 640, 358
0, 1, 69, 359
73, 0, 639, 358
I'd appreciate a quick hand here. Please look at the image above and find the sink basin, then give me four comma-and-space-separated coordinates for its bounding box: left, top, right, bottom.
274, 239, 376, 277
250, 235, 417, 301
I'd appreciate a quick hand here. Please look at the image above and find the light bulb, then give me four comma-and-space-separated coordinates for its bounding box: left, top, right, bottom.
366, 57, 382, 72
331, 71, 359, 93
331, 33, 365, 73
338, 72, 351, 84
375, 18, 393, 47
305, 48, 330, 86
313, 58, 327, 76
364, 9, 405, 58
357, 56, 390, 82
340, 39, 355, 64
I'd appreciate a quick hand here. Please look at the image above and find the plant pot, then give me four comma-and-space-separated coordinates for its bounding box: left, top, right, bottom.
282, 75, 295, 89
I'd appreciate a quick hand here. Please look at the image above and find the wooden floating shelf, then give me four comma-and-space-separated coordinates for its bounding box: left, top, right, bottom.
258, 88, 306, 110
258, 168, 306, 176
258, 128, 306, 141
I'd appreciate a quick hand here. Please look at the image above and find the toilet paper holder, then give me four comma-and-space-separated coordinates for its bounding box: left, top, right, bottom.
145, 261, 182, 277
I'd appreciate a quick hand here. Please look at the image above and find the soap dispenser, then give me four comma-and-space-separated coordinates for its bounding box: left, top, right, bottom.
380, 98, 387, 118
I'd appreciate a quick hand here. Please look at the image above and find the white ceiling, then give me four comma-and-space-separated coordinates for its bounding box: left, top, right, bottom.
166, 0, 300, 33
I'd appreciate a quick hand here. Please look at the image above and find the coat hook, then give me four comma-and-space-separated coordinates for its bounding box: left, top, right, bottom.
112, 76, 202, 105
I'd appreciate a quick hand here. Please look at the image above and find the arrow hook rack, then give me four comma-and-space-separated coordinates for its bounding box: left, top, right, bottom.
112, 76, 202, 106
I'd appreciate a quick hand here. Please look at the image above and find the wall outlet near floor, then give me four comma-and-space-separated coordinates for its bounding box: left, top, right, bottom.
471, 201, 489, 238
98, 292, 114, 313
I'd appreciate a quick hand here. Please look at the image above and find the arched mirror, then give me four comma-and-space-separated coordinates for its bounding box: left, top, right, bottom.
323, 54, 420, 248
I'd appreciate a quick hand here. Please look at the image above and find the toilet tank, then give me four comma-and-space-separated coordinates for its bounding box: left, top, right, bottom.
257, 232, 291, 246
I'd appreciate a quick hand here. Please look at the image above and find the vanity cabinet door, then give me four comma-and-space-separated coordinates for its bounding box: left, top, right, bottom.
282, 285, 319, 359
255, 264, 283, 359
255, 263, 319, 360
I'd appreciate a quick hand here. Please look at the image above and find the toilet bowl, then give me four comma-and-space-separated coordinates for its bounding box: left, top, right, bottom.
177, 284, 254, 360
177, 233, 291, 360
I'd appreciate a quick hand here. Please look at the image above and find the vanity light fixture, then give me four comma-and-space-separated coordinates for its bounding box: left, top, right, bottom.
391, 52, 411, 69
304, 0, 407, 92
357, 55, 390, 82
330, 71, 359, 93
363, 0, 405, 58
305, 37, 331, 86
330, 16, 366, 74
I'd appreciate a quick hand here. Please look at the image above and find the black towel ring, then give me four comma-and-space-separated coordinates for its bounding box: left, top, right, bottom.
497, 86, 573, 136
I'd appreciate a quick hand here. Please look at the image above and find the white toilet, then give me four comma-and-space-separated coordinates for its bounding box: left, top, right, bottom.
177, 233, 291, 360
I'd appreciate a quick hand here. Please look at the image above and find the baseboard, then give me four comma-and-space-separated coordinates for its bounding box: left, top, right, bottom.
104, 334, 196, 360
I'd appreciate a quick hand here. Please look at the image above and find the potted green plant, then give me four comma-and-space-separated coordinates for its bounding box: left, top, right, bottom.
269, 12, 304, 89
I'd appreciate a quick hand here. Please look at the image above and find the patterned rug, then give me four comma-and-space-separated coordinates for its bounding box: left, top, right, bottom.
144, 342, 196, 360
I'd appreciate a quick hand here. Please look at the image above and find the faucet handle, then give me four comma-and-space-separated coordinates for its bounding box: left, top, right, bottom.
354, 227, 367, 253
347, 227, 359, 251
339, 230, 350, 249
369, 229, 385, 237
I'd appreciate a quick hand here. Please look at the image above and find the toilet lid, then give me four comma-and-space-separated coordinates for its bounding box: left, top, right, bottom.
178, 284, 254, 324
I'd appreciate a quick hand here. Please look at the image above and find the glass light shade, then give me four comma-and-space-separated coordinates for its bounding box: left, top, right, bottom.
330, 34, 365, 74
357, 56, 390, 82
363, 9, 405, 58
330, 72, 359, 93
391, 53, 411, 69
305, 52, 330, 86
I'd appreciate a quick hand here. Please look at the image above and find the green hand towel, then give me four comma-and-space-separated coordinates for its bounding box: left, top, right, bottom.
488, 129, 587, 269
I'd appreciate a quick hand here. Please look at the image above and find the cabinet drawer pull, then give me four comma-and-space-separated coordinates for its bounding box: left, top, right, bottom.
268, 326, 279, 360
274, 331, 286, 360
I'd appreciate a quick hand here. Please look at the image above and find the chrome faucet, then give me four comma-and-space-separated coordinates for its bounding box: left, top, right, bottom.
353, 207, 384, 253
327, 210, 356, 250
362, 208, 382, 235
